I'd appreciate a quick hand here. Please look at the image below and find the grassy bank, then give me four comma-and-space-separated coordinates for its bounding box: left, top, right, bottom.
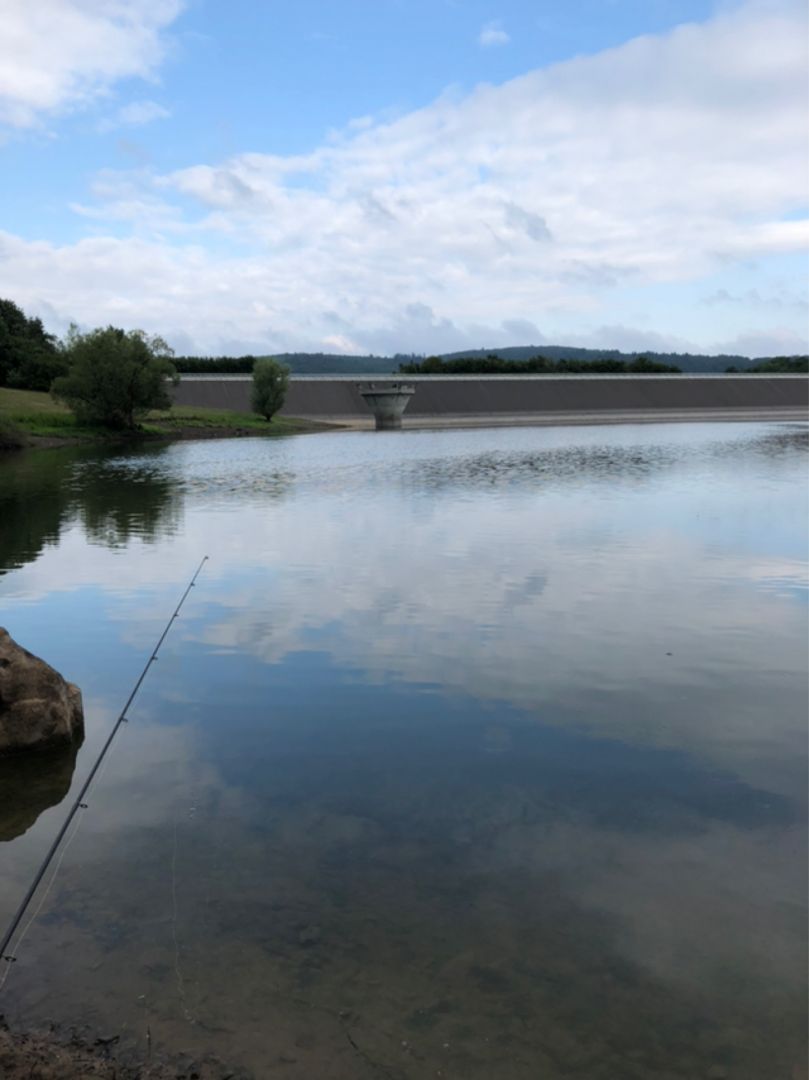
0, 387, 336, 447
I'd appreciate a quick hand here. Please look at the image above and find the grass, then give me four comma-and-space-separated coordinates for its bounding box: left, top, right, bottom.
143, 404, 331, 437
0, 388, 102, 440
0, 414, 28, 450
0, 388, 334, 445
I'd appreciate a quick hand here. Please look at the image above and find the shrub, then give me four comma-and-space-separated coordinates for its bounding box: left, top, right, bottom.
52, 326, 177, 430
251, 357, 289, 421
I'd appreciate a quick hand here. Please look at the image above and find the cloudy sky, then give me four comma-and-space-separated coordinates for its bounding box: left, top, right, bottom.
1, 0, 807, 357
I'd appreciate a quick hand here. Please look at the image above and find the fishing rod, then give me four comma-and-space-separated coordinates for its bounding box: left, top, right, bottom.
0, 555, 209, 972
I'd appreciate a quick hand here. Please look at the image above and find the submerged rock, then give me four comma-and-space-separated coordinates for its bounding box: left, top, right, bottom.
0, 628, 84, 755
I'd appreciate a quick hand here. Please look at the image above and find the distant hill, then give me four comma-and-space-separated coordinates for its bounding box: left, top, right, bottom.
175, 346, 806, 376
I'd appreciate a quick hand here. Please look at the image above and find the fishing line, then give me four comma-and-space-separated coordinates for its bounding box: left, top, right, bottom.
0, 555, 209, 977
0, 705, 121, 995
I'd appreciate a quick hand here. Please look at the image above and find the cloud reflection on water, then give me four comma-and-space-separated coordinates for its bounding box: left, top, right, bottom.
0, 422, 806, 1078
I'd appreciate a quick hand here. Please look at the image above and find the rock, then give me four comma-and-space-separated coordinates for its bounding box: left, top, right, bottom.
0, 629, 84, 755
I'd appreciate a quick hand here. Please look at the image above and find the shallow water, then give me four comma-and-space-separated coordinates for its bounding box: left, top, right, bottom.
0, 422, 806, 1079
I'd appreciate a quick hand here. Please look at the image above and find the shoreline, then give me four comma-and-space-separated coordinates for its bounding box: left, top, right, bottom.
0, 387, 345, 450
294, 405, 808, 432
0, 417, 343, 452
3, 406, 805, 453
402, 405, 809, 429
0, 1022, 243, 1079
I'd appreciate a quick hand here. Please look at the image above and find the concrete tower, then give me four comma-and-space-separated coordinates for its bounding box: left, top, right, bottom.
358, 383, 416, 430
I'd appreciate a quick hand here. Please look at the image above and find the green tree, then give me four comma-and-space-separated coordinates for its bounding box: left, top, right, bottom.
0, 298, 64, 390
51, 326, 177, 430
748, 356, 808, 373
251, 357, 289, 420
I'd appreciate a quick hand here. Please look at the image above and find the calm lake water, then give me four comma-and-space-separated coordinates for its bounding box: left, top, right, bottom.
0, 422, 807, 1080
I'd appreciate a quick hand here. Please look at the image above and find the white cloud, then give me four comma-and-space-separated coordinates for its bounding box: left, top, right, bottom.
0, 0, 183, 128
0, 0, 807, 356
712, 327, 809, 357
565, 324, 698, 354
561, 323, 809, 360
702, 287, 809, 313
479, 20, 510, 47
97, 98, 171, 133
7, 421, 806, 806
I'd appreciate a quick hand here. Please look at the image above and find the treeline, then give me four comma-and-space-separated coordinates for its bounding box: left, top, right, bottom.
174, 352, 395, 375
398, 354, 681, 375
174, 355, 256, 373
727, 356, 808, 374
437, 344, 750, 373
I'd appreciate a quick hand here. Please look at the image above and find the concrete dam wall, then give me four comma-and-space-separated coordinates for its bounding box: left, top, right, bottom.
171, 375, 809, 426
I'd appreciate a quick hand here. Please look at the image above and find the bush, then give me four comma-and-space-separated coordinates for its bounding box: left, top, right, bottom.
251, 357, 289, 420
51, 326, 177, 430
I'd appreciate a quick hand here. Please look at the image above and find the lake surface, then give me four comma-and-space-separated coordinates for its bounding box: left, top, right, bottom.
0, 422, 806, 1080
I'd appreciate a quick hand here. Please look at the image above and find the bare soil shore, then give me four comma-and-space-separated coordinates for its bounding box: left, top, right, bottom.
0, 1022, 248, 1080
308, 406, 809, 431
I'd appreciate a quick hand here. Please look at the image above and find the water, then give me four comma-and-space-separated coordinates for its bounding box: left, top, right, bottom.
0, 422, 806, 1079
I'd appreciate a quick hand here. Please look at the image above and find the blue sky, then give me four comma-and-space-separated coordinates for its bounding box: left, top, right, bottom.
1, 0, 806, 356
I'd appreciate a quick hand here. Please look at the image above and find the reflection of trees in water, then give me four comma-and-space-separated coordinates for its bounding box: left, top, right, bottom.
0, 450, 71, 574
0, 442, 301, 575
391, 424, 809, 496
0, 743, 79, 841
717, 424, 809, 461
0, 446, 183, 574
2, 425, 804, 575
73, 465, 182, 548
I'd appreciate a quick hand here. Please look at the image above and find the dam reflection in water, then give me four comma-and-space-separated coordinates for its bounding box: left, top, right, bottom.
0, 421, 806, 1079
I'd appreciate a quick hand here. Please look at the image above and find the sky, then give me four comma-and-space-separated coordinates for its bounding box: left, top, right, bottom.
0, 0, 807, 358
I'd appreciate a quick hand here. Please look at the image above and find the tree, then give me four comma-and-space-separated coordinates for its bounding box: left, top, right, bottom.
251, 357, 289, 420
51, 326, 177, 430
0, 298, 64, 390
748, 356, 809, 374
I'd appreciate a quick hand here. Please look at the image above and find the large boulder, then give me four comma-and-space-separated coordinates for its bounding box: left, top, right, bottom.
0, 629, 84, 755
